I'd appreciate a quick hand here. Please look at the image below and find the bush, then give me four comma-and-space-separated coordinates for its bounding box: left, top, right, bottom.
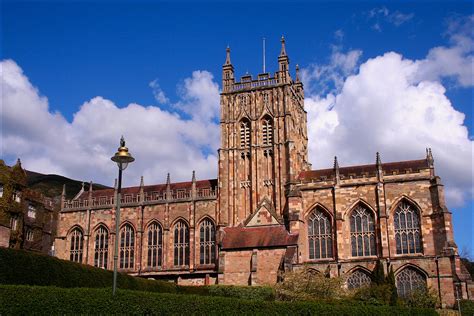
275, 266, 346, 301
459, 299, 474, 316
0, 285, 438, 315
399, 287, 439, 309
353, 284, 398, 306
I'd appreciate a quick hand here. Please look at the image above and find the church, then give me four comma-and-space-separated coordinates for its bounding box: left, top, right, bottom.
54, 38, 472, 306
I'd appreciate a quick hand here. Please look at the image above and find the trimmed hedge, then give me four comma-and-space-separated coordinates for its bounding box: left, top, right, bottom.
0, 247, 274, 301
0, 285, 438, 315
0, 247, 176, 292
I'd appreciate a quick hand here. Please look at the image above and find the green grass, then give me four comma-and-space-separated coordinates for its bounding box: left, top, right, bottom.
0, 285, 438, 316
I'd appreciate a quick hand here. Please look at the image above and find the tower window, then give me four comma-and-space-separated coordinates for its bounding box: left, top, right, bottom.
262, 117, 273, 146
240, 119, 250, 148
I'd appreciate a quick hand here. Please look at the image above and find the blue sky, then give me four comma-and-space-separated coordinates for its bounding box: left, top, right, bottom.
1, 1, 473, 255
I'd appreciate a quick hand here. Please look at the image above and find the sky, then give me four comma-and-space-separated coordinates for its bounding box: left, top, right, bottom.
1, 1, 473, 255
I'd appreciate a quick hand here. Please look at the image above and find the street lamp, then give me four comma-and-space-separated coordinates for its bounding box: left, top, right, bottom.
111, 136, 135, 296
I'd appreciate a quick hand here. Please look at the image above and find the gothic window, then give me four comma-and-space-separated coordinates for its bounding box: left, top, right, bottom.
147, 222, 163, 268
308, 208, 333, 259
240, 119, 251, 148
26, 229, 34, 241
262, 117, 273, 146
394, 201, 422, 254
27, 204, 36, 219
199, 219, 216, 265
69, 227, 83, 263
396, 267, 426, 297
347, 270, 372, 289
94, 225, 108, 269
173, 220, 189, 267
119, 224, 135, 269
350, 205, 376, 257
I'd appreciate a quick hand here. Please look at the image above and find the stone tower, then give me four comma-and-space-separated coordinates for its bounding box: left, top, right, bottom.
218, 37, 310, 227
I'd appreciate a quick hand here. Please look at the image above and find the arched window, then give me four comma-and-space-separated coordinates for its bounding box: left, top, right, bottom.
308, 208, 333, 259
199, 219, 216, 265
350, 204, 376, 257
119, 224, 135, 269
394, 201, 422, 254
347, 270, 372, 289
240, 119, 250, 148
69, 227, 83, 263
262, 117, 273, 146
94, 225, 108, 269
147, 222, 163, 268
396, 267, 427, 297
174, 220, 189, 267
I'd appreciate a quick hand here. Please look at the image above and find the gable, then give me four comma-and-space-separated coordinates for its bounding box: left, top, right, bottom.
245, 200, 280, 227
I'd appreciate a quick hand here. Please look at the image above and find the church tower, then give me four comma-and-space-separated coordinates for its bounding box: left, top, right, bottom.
218, 37, 310, 227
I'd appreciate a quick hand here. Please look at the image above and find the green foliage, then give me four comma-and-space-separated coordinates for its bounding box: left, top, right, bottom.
0, 285, 438, 315
399, 287, 439, 309
353, 284, 397, 306
373, 260, 385, 285
275, 266, 346, 301
459, 299, 474, 316
386, 266, 398, 305
0, 247, 177, 292
0, 247, 273, 301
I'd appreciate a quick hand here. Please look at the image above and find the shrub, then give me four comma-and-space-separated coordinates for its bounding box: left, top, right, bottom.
0, 285, 438, 315
353, 284, 398, 306
275, 266, 346, 301
399, 287, 439, 309
458, 299, 474, 316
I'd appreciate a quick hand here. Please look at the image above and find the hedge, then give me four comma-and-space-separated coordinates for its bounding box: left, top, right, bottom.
0, 247, 274, 301
0, 285, 438, 315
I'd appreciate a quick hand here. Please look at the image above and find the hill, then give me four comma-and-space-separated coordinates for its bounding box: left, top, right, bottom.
25, 170, 110, 200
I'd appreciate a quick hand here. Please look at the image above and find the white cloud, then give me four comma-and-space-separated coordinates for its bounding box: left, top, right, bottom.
149, 79, 169, 104
305, 50, 473, 206
1, 59, 219, 188
367, 6, 414, 31
414, 15, 473, 87
301, 47, 363, 95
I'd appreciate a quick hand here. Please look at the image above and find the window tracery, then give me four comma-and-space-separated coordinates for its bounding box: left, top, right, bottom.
199, 219, 216, 265
174, 220, 189, 267
394, 201, 422, 254
147, 222, 163, 268
120, 224, 135, 269
347, 270, 372, 289
308, 208, 333, 259
350, 205, 376, 257
69, 228, 83, 263
94, 226, 108, 269
396, 267, 426, 297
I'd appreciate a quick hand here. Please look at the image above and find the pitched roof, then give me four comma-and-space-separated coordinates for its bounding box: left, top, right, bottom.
221, 225, 298, 250
298, 159, 429, 182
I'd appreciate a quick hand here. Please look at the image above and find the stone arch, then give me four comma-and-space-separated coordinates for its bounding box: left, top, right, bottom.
119, 220, 137, 232
389, 195, 423, 217
306, 204, 334, 260
345, 267, 373, 290
92, 222, 109, 234
146, 220, 164, 268
347, 201, 377, 257
391, 197, 423, 255
93, 223, 109, 269
173, 218, 190, 267
394, 264, 428, 297
304, 202, 333, 220
342, 199, 377, 221
196, 215, 216, 227
68, 225, 84, 263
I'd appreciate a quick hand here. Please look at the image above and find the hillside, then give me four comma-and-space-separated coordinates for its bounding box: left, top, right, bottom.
25, 170, 110, 200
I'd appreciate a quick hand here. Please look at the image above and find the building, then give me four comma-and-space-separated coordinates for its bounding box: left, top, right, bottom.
54, 38, 472, 306
0, 159, 57, 254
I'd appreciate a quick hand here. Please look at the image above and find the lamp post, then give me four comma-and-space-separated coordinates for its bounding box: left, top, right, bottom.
111, 136, 135, 296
